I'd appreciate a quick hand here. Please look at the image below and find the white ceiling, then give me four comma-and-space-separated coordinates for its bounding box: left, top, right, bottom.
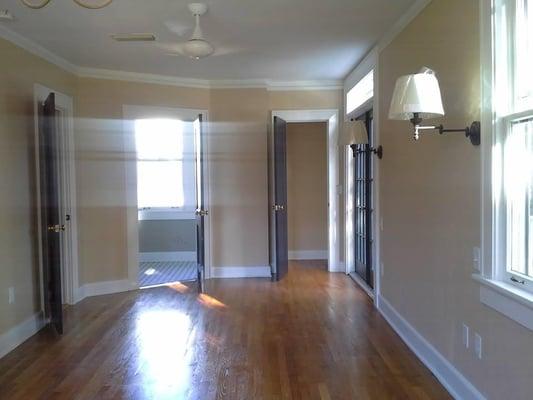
1, 0, 416, 82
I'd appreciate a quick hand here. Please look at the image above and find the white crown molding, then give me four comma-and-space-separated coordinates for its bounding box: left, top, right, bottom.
0, 24, 77, 75
77, 66, 212, 89
0, 24, 342, 91
266, 80, 343, 91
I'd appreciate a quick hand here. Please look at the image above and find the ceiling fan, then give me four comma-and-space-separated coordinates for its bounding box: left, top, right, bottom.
20, 0, 112, 9
162, 3, 218, 60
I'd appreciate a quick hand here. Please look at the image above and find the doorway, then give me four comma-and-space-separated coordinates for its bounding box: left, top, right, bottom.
286, 122, 328, 264
270, 109, 341, 280
123, 106, 210, 289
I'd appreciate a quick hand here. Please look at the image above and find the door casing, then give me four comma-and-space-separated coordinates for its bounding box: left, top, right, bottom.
269, 109, 342, 275
122, 105, 212, 285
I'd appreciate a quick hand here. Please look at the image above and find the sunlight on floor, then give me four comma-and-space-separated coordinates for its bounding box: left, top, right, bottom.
135, 310, 194, 398
197, 293, 227, 309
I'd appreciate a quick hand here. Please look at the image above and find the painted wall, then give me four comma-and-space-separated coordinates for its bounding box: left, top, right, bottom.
0, 37, 76, 336
138, 220, 196, 253
379, 0, 533, 398
286, 122, 328, 255
208, 89, 270, 269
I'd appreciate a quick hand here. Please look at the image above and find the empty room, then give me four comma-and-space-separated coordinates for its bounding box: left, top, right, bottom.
0, 0, 532, 399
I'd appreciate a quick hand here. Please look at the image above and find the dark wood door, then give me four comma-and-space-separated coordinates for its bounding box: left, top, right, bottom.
354, 110, 374, 288
194, 114, 206, 292
273, 117, 289, 280
39, 93, 64, 334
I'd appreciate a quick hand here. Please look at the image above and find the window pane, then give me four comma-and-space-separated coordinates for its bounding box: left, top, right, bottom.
137, 161, 184, 208
346, 70, 374, 115
505, 117, 533, 277
514, 0, 533, 111
135, 119, 184, 160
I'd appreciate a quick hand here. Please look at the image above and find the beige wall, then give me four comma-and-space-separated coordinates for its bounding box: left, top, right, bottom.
209, 89, 270, 268
379, 0, 533, 398
286, 122, 328, 253
0, 38, 76, 335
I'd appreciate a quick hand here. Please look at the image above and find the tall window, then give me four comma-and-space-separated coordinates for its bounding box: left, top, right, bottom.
346, 70, 374, 115
135, 119, 195, 212
495, 0, 533, 285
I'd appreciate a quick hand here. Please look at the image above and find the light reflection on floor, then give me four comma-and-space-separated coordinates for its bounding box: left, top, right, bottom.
135, 310, 194, 398
197, 293, 227, 309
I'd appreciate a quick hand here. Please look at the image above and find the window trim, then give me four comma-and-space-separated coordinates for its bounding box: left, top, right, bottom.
478, 0, 533, 329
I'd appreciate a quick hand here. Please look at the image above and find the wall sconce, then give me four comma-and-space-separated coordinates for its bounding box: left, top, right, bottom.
388, 67, 480, 146
340, 120, 383, 159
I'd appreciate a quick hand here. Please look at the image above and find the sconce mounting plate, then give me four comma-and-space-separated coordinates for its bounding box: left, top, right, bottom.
465, 121, 481, 146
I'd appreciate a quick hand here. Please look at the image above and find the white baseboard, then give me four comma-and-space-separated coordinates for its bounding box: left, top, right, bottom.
0, 312, 45, 360
378, 295, 485, 400
139, 251, 196, 262
289, 250, 328, 260
328, 261, 345, 273
211, 266, 272, 279
78, 279, 137, 302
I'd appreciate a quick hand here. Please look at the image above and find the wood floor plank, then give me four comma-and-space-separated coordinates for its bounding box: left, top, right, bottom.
0, 261, 450, 399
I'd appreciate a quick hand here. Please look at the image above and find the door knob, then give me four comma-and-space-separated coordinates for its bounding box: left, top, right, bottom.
47, 224, 65, 233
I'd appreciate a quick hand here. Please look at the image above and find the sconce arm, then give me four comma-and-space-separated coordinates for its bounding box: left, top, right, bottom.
409, 117, 480, 146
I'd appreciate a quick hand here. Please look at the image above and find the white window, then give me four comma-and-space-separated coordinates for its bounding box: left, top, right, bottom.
135, 118, 196, 219
478, 0, 533, 330
346, 70, 374, 115
494, 0, 533, 289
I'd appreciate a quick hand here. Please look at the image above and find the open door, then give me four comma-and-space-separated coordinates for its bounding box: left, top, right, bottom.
39, 93, 64, 334
194, 114, 207, 292
273, 117, 289, 280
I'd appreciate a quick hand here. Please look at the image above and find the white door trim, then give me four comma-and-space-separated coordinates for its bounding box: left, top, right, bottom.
122, 105, 212, 287
34, 83, 80, 306
270, 109, 342, 273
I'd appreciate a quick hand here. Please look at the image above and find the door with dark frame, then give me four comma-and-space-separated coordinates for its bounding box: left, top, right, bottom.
353, 110, 374, 288
273, 116, 289, 280
39, 92, 64, 334
194, 114, 207, 292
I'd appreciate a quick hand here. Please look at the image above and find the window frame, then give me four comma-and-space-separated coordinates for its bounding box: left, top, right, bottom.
478, 0, 533, 330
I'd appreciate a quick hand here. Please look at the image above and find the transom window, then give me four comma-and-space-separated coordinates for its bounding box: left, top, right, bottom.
346, 70, 374, 115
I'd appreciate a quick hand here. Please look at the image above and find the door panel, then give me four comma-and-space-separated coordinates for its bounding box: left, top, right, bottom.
194, 114, 206, 292
39, 93, 64, 334
273, 117, 289, 280
353, 110, 374, 288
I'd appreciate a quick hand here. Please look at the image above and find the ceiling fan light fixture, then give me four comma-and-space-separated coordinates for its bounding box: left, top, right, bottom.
183, 38, 214, 59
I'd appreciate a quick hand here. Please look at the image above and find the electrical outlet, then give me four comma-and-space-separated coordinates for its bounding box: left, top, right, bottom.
8, 287, 14, 304
462, 324, 470, 348
473, 247, 481, 272
474, 333, 483, 359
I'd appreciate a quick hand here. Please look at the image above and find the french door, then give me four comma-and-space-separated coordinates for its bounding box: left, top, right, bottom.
353, 110, 374, 288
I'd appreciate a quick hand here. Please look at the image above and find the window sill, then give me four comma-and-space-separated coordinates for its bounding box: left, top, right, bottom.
138, 209, 196, 221
472, 274, 533, 331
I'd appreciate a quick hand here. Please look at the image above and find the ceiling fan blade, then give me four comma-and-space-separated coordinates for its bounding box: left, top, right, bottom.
156, 42, 186, 53
212, 46, 244, 57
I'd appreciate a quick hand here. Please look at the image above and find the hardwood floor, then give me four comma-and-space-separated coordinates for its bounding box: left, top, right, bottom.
0, 261, 450, 399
